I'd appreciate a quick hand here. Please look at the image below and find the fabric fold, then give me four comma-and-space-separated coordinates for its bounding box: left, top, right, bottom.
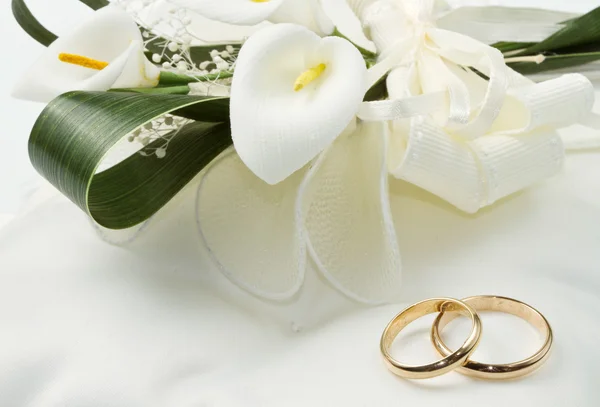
196, 149, 306, 300
298, 121, 402, 304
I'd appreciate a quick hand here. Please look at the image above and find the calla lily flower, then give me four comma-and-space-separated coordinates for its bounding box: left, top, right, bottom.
230, 23, 367, 184
168, 0, 334, 36
12, 6, 160, 103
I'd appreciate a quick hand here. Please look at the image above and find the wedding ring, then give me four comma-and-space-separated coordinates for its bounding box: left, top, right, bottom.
431, 295, 553, 380
380, 298, 482, 379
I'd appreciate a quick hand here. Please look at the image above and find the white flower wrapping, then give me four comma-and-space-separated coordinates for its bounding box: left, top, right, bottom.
13, 0, 600, 304
198, 0, 597, 303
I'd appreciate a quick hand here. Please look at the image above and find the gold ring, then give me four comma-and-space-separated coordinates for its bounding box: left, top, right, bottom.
380, 298, 482, 379
431, 295, 553, 380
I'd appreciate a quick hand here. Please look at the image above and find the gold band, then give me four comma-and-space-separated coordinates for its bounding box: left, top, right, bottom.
380, 298, 482, 379
430, 295, 553, 380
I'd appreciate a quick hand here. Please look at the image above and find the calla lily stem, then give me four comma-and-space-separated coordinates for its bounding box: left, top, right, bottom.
158, 70, 234, 86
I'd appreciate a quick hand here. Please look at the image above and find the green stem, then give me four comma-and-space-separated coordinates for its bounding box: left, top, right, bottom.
332, 28, 377, 59
159, 70, 234, 86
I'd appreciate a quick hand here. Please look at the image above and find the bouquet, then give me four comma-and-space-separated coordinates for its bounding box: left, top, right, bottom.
11, 0, 600, 304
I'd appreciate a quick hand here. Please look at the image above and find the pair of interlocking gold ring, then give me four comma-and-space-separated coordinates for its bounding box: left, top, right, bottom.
380, 296, 553, 380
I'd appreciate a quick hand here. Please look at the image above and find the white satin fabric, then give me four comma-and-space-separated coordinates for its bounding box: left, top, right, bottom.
2, 1, 600, 405
1, 145, 600, 406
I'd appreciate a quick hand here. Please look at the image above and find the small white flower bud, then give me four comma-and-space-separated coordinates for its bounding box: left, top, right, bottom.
155, 148, 166, 158
177, 61, 188, 72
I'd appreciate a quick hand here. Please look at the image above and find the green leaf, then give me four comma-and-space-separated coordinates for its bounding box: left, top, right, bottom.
521, 6, 600, 54
29, 91, 233, 229
111, 85, 193, 95
11, 0, 57, 46
364, 76, 388, 102
79, 0, 109, 10
509, 51, 600, 75
493, 41, 536, 54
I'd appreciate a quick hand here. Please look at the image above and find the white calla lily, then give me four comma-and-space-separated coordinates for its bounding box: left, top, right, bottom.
230, 23, 367, 184
12, 6, 159, 103
169, 0, 334, 35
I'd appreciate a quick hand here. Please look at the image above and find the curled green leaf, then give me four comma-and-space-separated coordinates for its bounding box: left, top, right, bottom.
29, 91, 233, 229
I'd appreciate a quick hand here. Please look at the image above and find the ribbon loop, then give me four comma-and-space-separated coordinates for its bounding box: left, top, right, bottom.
427, 28, 508, 139
357, 92, 446, 122
390, 117, 565, 213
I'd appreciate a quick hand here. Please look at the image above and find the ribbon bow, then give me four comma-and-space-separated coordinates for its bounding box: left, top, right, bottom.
357, 0, 594, 213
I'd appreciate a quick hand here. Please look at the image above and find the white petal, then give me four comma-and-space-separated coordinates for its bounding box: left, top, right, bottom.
361, 0, 409, 54
231, 24, 367, 184
391, 117, 564, 213
112, 42, 161, 89
12, 6, 158, 103
321, 0, 376, 52
168, 0, 284, 26
196, 149, 306, 300
299, 121, 402, 304
269, 0, 334, 35
139, 0, 265, 43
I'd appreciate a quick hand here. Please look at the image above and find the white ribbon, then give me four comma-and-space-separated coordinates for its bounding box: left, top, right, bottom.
360, 26, 509, 139
358, 0, 596, 214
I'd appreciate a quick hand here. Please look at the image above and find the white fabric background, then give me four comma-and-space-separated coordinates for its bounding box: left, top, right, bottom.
1, 0, 600, 406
